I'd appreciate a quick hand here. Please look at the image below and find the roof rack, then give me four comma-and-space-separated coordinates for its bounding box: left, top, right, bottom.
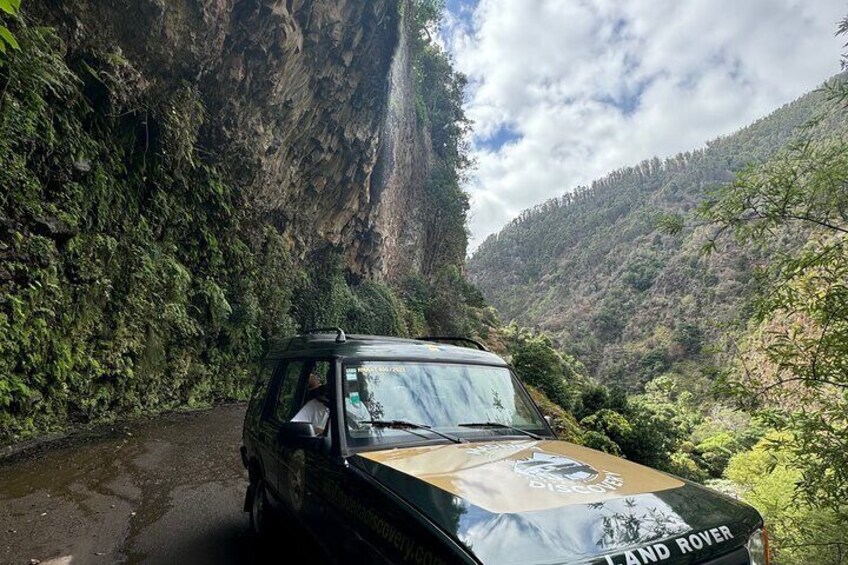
416, 336, 489, 351
302, 327, 347, 343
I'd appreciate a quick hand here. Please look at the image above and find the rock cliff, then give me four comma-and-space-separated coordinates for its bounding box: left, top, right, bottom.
30, 0, 430, 277
0, 0, 469, 442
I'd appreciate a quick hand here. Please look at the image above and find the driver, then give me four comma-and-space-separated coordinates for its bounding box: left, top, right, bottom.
291, 371, 330, 435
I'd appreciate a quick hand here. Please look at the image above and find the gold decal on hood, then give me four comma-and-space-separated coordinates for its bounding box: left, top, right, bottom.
360, 440, 684, 513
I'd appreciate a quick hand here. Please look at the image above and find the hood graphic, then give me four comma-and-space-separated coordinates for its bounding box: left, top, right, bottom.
513, 451, 599, 482
357, 440, 680, 513
352, 440, 761, 564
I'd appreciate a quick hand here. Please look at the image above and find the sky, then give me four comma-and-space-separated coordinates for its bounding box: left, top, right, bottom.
439, 0, 847, 251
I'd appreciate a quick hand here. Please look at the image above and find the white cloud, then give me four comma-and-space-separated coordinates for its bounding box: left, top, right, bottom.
443, 0, 847, 251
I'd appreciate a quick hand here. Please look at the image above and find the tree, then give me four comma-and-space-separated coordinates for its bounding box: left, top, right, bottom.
724, 434, 848, 564
509, 333, 574, 409
700, 127, 848, 514
0, 0, 22, 58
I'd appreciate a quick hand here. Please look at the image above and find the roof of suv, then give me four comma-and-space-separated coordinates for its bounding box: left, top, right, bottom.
267, 332, 508, 366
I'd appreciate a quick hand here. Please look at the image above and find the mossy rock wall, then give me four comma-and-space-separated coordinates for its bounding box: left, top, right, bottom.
0, 26, 306, 440
0, 0, 482, 444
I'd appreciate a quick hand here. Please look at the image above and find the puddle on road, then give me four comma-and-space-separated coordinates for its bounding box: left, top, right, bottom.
0, 404, 249, 564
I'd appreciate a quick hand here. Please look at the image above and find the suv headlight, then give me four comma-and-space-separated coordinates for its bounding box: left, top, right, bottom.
746, 528, 769, 565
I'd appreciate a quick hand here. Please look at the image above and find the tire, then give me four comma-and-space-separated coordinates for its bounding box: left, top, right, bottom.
249, 477, 271, 537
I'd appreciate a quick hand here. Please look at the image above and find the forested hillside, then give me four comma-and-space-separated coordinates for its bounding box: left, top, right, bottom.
469, 81, 848, 390
470, 74, 848, 561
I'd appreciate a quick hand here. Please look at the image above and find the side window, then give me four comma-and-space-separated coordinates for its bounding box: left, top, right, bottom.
312, 360, 331, 384
296, 360, 331, 409
271, 361, 304, 425
246, 360, 275, 428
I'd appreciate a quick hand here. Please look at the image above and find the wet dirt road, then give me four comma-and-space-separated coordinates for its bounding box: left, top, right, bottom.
0, 404, 319, 565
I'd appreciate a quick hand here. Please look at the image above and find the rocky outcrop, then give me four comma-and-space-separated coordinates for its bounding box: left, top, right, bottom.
32, 0, 430, 278
355, 13, 431, 279
1, 0, 457, 443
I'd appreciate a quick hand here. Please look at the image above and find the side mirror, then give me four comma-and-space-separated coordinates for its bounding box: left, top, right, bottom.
277, 422, 322, 450
544, 415, 553, 427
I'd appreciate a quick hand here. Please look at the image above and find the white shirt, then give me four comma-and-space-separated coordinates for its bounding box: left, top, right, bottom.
291, 399, 329, 432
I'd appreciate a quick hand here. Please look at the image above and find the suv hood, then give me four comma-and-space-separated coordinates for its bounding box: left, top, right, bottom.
351, 440, 760, 565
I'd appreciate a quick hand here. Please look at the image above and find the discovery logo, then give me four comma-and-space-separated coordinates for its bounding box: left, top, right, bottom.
513, 449, 625, 495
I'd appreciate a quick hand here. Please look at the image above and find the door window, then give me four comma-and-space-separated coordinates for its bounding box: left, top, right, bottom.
270, 361, 305, 425
290, 360, 333, 435
246, 360, 275, 429
294, 360, 331, 410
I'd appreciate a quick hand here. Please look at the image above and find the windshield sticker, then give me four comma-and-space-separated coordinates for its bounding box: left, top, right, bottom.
359, 365, 407, 374
513, 448, 624, 495
349, 392, 362, 406
603, 526, 735, 565
345, 368, 358, 381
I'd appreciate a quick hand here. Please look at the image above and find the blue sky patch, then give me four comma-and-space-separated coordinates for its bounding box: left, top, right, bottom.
436, 0, 845, 251
446, 0, 478, 19
597, 78, 652, 116
476, 123, 522, 149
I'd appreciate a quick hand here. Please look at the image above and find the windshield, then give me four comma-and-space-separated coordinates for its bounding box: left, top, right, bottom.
342, 362, 548, 448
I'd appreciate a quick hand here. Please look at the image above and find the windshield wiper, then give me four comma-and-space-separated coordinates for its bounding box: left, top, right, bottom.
366, 420, 465, 444
457, 422, 543, 440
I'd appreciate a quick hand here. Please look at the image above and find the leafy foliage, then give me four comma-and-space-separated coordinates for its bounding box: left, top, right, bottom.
721, 435, 847, 564
525, 385, 583, 444
701, 132, 848, 518
290, 249, 430, 337
401, 266, 486, 335
0, 0, 21, 58
505, 324, 585, 409
0, 26, 307, 440
501, 325, 739, 480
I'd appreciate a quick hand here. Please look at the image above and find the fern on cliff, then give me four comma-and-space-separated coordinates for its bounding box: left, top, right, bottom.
0, 0, 21, 58
0, 25, 302, 440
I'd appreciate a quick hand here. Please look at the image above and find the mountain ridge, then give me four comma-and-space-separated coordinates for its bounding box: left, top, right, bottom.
468, 78, 847, 388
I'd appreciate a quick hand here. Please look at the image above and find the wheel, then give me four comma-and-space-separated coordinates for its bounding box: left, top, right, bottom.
249, 477, 271, 537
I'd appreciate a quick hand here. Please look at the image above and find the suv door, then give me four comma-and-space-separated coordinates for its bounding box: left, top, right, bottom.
280, 360, 335, 523
258, 360, 305, 502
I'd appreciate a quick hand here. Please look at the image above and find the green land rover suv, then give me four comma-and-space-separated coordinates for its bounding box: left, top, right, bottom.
240, 328, 768, 565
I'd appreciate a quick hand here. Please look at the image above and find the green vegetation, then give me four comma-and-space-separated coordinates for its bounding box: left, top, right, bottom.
503, 327, 752, 479
0, 1, 482, 444
469, 81, 846, 391
409, 0, 473, 276
504, 324, 586, 409
0, 25, 299, 440
0, 0, 21, 57
720, 435, 846, 563
289, 250, 482, 339
468, 47, 848, 565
